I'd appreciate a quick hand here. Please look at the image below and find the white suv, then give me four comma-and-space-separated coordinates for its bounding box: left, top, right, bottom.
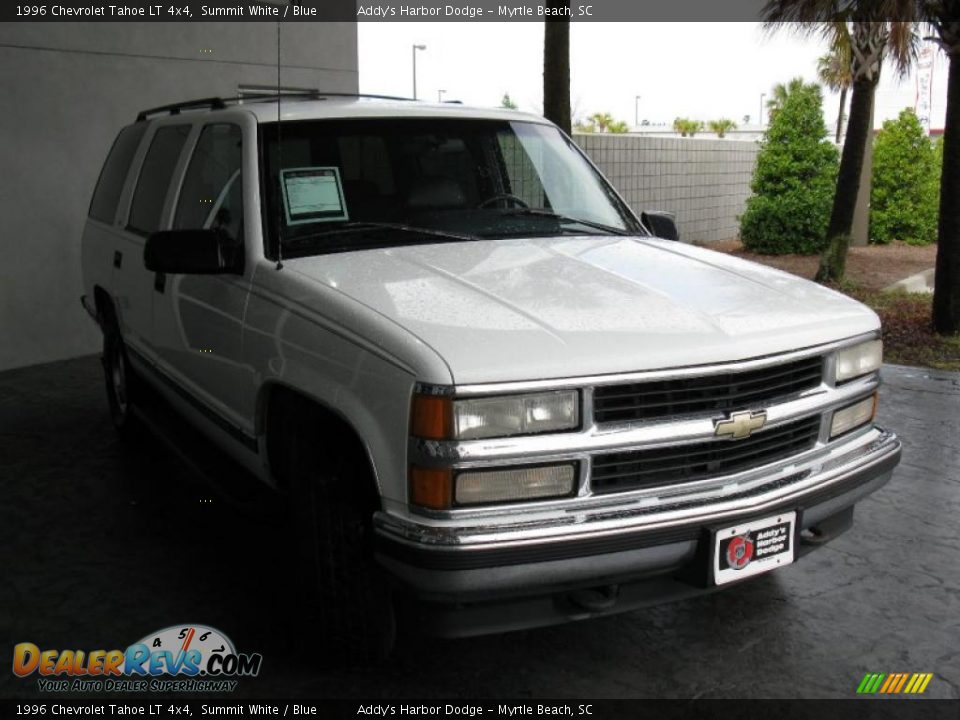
80, 93, 901, 657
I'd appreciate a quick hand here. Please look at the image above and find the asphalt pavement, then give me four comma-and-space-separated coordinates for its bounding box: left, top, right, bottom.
1, 356, 958, 699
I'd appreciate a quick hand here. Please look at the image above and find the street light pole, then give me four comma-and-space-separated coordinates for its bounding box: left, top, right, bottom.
635, 95, 641, 127
760, 93, 766, 126
438, 89, 446, 102
412, 44, 426, 100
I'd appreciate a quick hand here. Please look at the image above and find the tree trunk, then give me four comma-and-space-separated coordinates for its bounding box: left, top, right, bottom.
933, 52, 960, 334
816, 77, 877, 283
542, 1, 571, 136
850, 99, 875, 247
835, 86, 847, 144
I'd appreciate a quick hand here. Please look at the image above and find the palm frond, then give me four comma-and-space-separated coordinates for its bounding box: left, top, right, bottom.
887, 20, 921, 77
761, 0, 850, 27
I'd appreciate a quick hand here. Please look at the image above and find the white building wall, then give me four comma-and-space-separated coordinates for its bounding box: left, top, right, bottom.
0, 22, 358, 371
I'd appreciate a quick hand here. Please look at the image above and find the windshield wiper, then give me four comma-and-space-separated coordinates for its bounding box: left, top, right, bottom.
283, 221, 480, 248
499, 209, 632, 236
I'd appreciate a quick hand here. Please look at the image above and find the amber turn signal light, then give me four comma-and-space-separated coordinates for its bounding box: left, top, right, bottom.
411, 393, 453, 440
409, 466, 453, 510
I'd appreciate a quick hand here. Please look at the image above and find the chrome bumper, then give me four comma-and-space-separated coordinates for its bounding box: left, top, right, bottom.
375, 426, 900, 555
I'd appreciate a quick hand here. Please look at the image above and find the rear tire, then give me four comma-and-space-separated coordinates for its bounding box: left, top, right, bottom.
282, 401, 396, 663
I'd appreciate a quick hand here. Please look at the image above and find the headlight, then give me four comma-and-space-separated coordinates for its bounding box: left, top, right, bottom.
830, 394, 877, 438
411, 390, 580, 440
454, 391, 579, 440
834, 340, 882, 383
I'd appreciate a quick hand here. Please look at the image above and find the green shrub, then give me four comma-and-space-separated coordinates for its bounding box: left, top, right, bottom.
740, 82, 839, 254
870, 109, 940, 246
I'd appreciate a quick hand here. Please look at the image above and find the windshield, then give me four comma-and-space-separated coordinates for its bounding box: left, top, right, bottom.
259, 118, 642, 257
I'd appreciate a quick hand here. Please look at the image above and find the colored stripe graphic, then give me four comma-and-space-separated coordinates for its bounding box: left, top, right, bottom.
857, 673, 882, 694
857, 673, 933, 694
893, 674, 909, 693
879, 674, 896, 693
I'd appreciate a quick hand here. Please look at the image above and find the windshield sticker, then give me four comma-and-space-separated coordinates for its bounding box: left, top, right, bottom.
280, 167, 349, 225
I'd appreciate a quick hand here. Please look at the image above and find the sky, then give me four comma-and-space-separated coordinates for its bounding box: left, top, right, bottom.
358, 22, 949, 131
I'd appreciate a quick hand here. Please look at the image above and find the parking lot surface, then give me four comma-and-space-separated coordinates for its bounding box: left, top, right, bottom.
1, 357, 958, 699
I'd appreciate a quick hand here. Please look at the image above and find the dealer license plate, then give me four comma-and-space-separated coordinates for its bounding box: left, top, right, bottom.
713, 511, 796, 585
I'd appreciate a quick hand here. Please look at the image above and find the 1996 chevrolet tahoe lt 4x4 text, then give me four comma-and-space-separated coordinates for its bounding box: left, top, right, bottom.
80, 93, 901, 658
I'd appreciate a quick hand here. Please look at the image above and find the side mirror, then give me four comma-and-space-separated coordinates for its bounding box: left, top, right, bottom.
641, 211, 680, 242
144, 229, 238, 274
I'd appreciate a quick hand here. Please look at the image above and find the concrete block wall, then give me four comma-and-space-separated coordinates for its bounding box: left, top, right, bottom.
576, 134, 759, 245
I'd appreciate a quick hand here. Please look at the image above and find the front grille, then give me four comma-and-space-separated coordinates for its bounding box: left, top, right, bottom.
591, 415, 821, 494
593, 355, 824, 424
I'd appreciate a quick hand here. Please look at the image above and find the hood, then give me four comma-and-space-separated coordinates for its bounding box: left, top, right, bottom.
286, 236, 879, 385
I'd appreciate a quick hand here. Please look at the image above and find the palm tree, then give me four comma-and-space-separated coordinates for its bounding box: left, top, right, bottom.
766, 77, 807, 123
543, 1, 571, 135
817, 29, 853, 143
589, 112, 615, 132
608, 120, 630, 134
708, 118, 738, 138
576, 113, 629, 134
673, 118, 704, 137
763, 4, 918, 282
922, 7, 960, 333
573, 119, 596, 133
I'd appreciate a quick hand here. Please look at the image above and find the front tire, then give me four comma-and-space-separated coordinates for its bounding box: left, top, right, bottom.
103, 328, 138, 439
283, 405, 396, 662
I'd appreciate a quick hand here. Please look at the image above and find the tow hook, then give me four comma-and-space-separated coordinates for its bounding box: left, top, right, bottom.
800, 507, 854, 547
567, 584, 619, 612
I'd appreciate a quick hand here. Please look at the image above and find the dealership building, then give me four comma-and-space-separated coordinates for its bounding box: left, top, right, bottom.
0, 23, 358, 371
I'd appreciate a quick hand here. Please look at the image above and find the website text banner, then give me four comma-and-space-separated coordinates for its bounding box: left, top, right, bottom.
6, 0, 813, 23
3, 700, 960, 719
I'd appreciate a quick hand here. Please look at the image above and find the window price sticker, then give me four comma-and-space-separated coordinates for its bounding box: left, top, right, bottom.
281, 166, 349, 225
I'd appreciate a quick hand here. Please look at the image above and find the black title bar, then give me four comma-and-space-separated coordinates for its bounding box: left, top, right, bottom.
2, 0, 933, 23
2, 699, 960, 719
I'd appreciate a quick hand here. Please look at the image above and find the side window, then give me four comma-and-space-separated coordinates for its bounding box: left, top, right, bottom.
128, 125, 191, 235
89, 123, 147, 223
174, 124, 244, 245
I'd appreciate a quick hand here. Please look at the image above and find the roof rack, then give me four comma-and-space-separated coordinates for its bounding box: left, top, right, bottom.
237, 84, 321, 99
134, 91, 416, 122
135, 97, 227, 122
238, 90, 416, 104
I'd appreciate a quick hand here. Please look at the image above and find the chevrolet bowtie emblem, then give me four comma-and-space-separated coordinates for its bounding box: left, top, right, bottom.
714, 410, 768, 440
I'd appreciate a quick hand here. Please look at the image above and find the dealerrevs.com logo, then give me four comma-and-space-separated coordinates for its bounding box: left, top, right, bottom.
13, 624, 262, 693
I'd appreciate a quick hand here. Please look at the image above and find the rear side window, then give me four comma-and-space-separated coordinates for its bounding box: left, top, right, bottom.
88, 123, 147, 223
128, 125, 191, 235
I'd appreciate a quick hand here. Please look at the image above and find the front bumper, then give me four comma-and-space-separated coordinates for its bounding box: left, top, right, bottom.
374, 428, 900, 636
